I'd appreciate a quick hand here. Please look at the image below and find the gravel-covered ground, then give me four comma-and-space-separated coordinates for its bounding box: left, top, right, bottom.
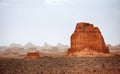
0, 57, 120, 74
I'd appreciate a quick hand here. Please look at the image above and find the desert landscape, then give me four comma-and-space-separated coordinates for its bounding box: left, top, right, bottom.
0, 0, 120, 74
0, 57, 120, 74
0, 22, 120, 74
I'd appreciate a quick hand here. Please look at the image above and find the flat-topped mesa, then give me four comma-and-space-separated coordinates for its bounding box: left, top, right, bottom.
68, 22, 109, 55
24, 52, 40, 59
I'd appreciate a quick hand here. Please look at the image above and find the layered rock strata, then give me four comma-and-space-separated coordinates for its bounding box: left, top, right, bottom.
68, 22, 109, 56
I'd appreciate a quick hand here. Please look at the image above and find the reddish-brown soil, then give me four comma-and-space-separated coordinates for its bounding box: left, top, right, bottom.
0, 57, 120, 74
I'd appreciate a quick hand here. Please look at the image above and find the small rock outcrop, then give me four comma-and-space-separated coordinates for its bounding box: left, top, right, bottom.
24, 52, 40, 59
68, 22, 109, 56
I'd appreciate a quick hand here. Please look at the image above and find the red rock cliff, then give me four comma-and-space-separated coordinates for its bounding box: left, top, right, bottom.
68, 22, 109, 55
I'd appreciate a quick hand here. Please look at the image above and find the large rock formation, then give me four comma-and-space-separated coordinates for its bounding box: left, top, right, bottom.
68, 22, 109, 56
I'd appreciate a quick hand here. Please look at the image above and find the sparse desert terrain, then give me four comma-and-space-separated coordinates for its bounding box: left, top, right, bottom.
0, 57, 120, 74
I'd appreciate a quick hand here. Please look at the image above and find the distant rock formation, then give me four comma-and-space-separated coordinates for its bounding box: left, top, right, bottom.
24, 52, 40, 59
68, 22, 109, 56
108, 44, 120, 53
9, 43, 22, 48
24, 42, 36, 49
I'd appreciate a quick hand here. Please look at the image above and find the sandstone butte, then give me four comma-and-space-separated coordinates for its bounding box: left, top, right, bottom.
67, 22, 109, 56
24, 52, 40, 59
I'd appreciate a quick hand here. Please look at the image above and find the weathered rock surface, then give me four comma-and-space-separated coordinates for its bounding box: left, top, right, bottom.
68, 22, 109, 56
24, 52, 40, 59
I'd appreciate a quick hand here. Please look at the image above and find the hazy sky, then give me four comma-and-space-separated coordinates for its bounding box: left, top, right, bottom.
0, 0, 120, 46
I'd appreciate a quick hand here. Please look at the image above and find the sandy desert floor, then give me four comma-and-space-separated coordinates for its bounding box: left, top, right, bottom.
0, 57, 120, 74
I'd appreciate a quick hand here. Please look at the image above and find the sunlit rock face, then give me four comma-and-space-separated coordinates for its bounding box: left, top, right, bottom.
68, 22, 109, 56
24, 52, 40, 59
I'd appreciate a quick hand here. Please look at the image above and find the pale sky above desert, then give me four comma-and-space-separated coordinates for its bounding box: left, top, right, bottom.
0, 0, 120, 46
